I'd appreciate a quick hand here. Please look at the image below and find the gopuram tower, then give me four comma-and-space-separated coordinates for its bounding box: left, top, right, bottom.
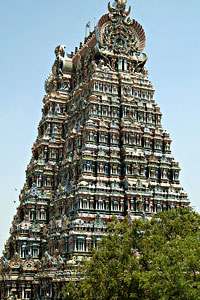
0, 1, 189, 299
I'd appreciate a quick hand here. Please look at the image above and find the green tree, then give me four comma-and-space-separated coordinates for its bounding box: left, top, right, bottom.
62, 208, 200, 300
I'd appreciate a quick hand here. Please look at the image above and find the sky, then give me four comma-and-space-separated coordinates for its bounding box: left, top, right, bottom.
0, 0, 199, 254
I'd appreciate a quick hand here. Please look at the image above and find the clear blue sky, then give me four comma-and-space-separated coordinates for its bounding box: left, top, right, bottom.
0, 0, 199, 254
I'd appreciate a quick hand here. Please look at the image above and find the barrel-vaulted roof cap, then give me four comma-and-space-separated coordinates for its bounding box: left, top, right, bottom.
97, 12, 146, 53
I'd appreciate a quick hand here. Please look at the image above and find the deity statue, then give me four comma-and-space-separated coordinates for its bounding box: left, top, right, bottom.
99, 163, 104, 173
150, 168, 155, 178
133, 164, 139, 175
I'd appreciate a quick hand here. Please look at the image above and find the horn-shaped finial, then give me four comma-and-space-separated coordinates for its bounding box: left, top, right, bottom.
108, 0, 131, 17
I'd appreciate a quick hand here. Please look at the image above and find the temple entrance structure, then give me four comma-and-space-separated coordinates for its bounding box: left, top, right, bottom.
0, 1, 189, 299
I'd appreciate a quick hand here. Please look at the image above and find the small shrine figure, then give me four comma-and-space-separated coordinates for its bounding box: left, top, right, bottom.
54, 125, 59, 134
112, 165, 118, 175
133, 164, 139, 175
46, 124, 51, 135
89, 131, 94, 142
99, 163, 104, 173
150, 168, 155, 178
38, 175, 42, 187
93, 105, 96, 114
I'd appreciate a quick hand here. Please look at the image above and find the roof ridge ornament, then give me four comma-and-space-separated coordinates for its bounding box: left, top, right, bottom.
108, 0, 131, 18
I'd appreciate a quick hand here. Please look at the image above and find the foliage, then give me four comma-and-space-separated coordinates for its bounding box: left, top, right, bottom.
62, 208, 200, 300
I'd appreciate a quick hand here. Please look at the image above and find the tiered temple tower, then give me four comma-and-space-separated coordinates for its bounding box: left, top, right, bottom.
0, 1, 189, 299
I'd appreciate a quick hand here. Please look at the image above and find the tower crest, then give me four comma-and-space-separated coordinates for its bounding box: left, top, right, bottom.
95, 0, 146, 67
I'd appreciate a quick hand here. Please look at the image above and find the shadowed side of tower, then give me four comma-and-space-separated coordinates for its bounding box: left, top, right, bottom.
0, 0, 189, 299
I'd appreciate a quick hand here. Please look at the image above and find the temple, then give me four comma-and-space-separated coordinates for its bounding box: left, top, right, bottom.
0, 0, 189, 299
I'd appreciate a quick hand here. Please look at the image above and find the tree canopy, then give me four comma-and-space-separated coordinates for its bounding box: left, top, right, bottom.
62, 208, 200, 300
